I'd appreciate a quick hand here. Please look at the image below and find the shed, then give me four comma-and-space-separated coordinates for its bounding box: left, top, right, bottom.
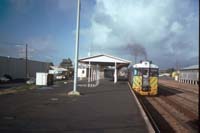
178, 64, 199, 85
49, 66, 68, 74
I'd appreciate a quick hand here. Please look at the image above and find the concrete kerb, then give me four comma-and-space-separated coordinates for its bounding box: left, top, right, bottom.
67, 90, 80, 96
128, 83, 155, 133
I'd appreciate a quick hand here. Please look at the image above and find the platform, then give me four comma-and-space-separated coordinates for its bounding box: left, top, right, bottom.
0, 79, 152, 133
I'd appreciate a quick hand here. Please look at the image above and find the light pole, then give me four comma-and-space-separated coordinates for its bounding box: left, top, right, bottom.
68, 0, 80, 96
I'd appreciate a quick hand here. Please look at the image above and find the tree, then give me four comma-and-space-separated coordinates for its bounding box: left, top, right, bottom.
59, 58, 73, 69
59, 58, 73, 79
49, 62, 54, 66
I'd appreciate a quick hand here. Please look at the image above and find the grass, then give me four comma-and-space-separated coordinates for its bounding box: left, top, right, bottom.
0, 79, 73, 96
0, 84, 36, 95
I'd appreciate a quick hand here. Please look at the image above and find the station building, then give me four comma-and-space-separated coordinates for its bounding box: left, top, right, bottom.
178, 64, 199, 85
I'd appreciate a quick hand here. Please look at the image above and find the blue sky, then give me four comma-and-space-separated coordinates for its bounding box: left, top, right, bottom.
0, 0, 199, 69
0, 0, 95, 64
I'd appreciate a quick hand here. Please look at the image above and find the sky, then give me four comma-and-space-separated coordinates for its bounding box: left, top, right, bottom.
0, 0, 199, 69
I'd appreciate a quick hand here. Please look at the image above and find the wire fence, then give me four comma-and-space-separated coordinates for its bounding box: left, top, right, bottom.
78, 64, 100, 88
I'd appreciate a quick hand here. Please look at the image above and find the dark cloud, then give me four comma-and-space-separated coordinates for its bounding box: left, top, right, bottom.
81, 0, 199, 69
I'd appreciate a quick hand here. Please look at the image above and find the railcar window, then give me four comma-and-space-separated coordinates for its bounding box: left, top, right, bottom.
133, 69, 137, 75
134, 69, 137, 75
133, 69, 142, 76
138, 69, 142, 76
143, 69, 148, 75
150, 69, 158, 76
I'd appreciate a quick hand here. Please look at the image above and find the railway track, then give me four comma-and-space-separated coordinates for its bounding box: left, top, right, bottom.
137, 94, 175, 132
159, 84, 198, 100
136, 94, 160, 133
135, 83, 199, 132
158, 85, 198, 115
159, 80, 198, 94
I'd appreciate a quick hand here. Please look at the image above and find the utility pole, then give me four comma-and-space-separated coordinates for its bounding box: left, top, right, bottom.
25, 44, 28, 78
68, 0, 80, 96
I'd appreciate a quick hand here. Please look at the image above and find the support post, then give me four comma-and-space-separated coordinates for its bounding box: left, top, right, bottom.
88, 61, 91, 87
114, 62, 117, 83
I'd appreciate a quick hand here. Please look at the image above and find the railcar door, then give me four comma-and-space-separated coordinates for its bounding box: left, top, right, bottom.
132, 68, 142, 90
149, 68, 159, 94
142, 69, 150, 91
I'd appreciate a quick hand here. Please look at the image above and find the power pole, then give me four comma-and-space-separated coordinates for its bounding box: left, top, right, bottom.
25, 44, 28, 78
68, 0, 80, 96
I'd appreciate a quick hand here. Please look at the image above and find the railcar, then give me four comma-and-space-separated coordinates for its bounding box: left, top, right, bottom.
128, 60, 159, 95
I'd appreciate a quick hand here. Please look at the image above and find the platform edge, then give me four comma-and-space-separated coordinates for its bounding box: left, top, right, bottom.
128, 83, 155, 133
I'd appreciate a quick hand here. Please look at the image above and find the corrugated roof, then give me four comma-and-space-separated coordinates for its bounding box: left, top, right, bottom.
50, 66, 68, 71
181, 64, 199, 70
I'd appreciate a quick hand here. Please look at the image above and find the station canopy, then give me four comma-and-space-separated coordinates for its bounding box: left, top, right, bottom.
79, 54, 131, 68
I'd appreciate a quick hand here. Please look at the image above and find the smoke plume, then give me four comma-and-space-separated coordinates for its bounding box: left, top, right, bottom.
125, 43, 147, 63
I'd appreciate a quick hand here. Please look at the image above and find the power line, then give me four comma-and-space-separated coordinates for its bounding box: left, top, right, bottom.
0, 40, 25, 46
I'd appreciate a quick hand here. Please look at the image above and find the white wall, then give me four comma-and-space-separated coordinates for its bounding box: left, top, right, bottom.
179, 70, 199, 81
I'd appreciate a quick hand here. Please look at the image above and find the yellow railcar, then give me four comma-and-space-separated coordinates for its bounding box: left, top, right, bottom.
128, 60, 159, 95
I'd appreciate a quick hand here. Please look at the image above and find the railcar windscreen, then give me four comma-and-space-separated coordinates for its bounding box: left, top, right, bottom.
133, 68, 142, 76
150, 69, 158, 77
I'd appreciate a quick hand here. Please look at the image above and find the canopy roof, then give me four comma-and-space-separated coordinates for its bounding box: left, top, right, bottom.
79, 54, 131, 66
181, 64, 199, 70
50, 66, 68, 71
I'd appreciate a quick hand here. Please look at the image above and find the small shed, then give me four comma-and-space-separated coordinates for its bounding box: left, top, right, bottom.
178, 64, 199, 85
49, 66, 68, 75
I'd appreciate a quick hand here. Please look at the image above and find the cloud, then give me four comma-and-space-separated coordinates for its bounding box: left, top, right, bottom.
7, 0, 77, 15
0, 35, 58, 62
170, 22, 183, 34
26, 35, 59, 61
81, 0, 199, 68
8, 0, 34, 13
57, 0, 76, 12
